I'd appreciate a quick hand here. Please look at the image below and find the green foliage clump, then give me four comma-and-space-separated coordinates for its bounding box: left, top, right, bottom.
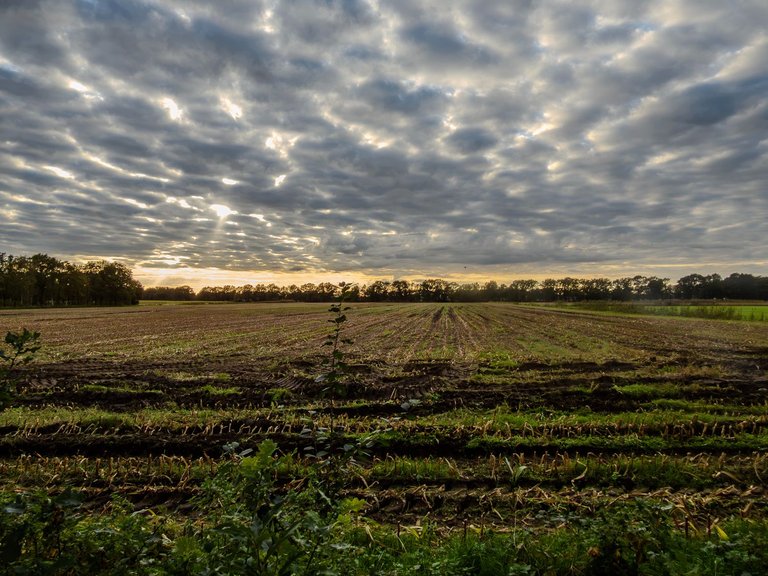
0, 329, 40, 412
4, 443, 768, 574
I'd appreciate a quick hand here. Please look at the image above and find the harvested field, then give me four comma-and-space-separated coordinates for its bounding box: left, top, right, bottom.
1, 302, 768, 532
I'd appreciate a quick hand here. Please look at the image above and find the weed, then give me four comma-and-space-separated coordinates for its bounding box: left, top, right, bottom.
266, 387, 293, 405
612, 382, 683, 399
200, 384, 240, 396
316, 283, 355, 397
0, 329, 40, 412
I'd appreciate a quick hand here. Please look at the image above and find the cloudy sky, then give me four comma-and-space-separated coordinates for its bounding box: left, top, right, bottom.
1, 0, 767, 288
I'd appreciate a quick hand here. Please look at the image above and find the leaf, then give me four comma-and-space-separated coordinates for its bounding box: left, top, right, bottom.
253, 439, 278, 468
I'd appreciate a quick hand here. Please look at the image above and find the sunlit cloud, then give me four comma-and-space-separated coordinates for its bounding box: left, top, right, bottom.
161, 97, 183, 121
45, 166, 75, 179
210, 204, 236, 218
220, 97, 243, 120
1, 0, 766, 282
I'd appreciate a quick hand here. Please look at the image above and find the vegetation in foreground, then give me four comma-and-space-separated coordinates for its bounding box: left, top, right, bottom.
3, 440, 768, 576
1, 301, 767, 573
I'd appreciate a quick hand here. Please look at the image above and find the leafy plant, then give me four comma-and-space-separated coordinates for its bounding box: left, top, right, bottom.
0, 329, 41, 412
1, 489, 83, 571
316, 283, 355, 397
195, 440, 343, 576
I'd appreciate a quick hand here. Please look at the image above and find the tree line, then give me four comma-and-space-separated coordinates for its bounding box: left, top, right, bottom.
145, 273, 768, 303
3, 254, 764, 307
0, 253, 143, 307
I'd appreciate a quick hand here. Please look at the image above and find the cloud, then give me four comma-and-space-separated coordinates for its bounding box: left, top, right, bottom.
447, 127, 498, 154
0, 0, 766, 282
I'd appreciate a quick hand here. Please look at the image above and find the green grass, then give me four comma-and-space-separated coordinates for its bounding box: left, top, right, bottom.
644, 304, 768, 321
0, 406, 264, 429
561, 301, 768, 321
462, 433, 768, 454
201, 384, 240, 396
370, 456, 461, 481
156, 370, 231, 382
611, 382, 684, 398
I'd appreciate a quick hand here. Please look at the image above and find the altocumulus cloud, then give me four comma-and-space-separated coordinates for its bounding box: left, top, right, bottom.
1, 0, 767, 282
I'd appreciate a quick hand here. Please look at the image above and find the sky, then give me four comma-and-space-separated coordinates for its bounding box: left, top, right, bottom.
1, 0, 767, 289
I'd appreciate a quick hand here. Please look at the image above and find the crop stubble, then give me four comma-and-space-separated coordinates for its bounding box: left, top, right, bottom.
1, 302, 767, 529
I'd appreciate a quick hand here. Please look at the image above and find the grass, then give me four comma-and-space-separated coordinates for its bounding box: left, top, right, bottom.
370, 456, 461, 481
200, 384, 240, 396
611, 382, 684, 398
0, 406, 270, 429
559, 301, 768, 322
157, 370, 231, 382
645, 304, 768, 321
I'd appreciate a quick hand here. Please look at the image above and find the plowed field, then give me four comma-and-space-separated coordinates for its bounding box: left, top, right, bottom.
1, 302, 767, 531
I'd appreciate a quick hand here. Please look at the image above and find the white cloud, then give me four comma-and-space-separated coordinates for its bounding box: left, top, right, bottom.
210, 204, 235, 218
161, 97, 183, 121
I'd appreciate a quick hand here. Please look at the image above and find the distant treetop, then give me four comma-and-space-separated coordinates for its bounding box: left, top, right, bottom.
0, 253, 142, 307
146, 273, 768, 303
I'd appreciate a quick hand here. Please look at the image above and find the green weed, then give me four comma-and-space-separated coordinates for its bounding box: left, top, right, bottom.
201, 384, 240, 396
0, 329, 40, 411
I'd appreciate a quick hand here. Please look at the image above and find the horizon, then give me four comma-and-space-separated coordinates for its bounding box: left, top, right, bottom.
132, 264, 761, 292
2, 1, 767, 282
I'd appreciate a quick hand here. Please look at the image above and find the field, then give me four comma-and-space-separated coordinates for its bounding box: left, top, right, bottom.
642, 304, 768, 321
559, 301, 768, 322
2, 302, 768, 573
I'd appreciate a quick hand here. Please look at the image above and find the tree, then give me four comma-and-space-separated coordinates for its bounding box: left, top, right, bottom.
390, 280, 413, 302
582, 278, 612, 300
611, 278, 633, 301
674, 274, 705, 300
646, 277, 672, 300
539, 279, 557, 301
419, 279, 454, 302
82, 261, 143, 305
365, 280, 391, 302
507, 280, 537, 301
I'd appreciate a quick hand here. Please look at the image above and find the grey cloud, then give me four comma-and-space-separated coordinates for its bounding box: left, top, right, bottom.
274, 0, 377, 46
448, 128, 498, 154
666, 76, 768, 127
357, 79, 447, 115
0, 0, 766, 278
342, 45, 385, 61
401, 21, 499, 67
666, 83, 739, 126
